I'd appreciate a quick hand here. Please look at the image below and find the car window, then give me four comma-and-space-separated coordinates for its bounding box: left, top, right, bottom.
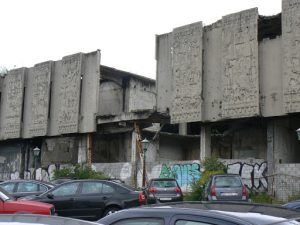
214, 176, 242, 188
17, 183, 39, 192
0, 183, 15, 192
151, 180, 177, 188
82, 182, 103, 194
52, 182, 79, 196
176, 220, 213, 225
103, 183, 115, 194
39, 184, 48, 192
111, 218, 164, 225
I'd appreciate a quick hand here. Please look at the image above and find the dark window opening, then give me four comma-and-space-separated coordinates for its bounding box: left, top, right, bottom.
161, 124, 179, 134
258, 13, 281, 41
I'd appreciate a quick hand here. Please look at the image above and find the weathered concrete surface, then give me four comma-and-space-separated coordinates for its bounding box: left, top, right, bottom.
221, 8, 259, 119
0, 68, 25, 140
48, 51, 100, 136
79, 51, 100, 133
282, 0, 300, 113
23, 62, 52, 138
202, 21, 222, 121
259, 38, 284, 117
156, 33, 173, 113
171, 22, 203, 124
128, 78, 156, 112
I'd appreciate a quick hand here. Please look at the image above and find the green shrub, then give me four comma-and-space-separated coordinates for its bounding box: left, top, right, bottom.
53, 164, 108, 180
288, 193, 300, 202
249, 191, 273, 204
186, 157, 227, 201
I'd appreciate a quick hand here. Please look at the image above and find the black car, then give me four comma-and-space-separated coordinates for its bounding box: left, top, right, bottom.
97, 202, 300, 225
143, 178, 183, 204
0, 179, 54, 199
22, 179, 145, 221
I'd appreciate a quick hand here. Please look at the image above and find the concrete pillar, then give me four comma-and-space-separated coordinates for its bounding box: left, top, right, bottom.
267, 120, 275, 196
131, 130, 137, 163
179, 123, 187, 135
200, 126, 211, 161
78, 135, 87, 164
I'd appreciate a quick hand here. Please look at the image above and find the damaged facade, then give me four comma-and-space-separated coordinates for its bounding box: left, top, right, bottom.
0, 0, 300, 201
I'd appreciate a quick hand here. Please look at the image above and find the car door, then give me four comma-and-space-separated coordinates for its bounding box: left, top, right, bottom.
72, 181, 106, 220
42, 181, 80, 218
16, 182, 40, 198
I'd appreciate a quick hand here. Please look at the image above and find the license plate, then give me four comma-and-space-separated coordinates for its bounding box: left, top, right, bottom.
221, 192, 238, 196
159, 197, 172, 201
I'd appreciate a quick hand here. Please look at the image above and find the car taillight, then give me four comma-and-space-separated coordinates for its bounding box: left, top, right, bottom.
174, 187, 181, 193
242, 185, 248, 197
138, 192, 145, 205
148, 187, 157, 193
210, 185, 216, 196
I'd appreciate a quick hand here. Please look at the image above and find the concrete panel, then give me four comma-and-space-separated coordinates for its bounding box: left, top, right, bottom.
221, 8, 259, 119
259, 38, 284, 117
128, 78, 156, 112
99, 81, 123, 116
282, 0, 300, 113
48, 53, 83, 135
23, 62, 52, 138
0, 68, 25, 139
202, 21, 222, 121
79, 51, 100, 133
156, 33, 172, 113
171, 22, 203, 124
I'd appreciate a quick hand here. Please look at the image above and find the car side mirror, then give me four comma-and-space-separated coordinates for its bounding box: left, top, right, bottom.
47, 193, 54, 199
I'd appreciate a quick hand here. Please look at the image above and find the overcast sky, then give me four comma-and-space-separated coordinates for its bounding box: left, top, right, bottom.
0, 0, 281, 79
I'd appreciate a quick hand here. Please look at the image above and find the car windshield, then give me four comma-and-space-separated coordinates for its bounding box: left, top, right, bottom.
214, 176, 242, 187
151, 180, 177, 188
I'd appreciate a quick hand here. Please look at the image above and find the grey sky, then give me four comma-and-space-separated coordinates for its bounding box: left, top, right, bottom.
0, 0, 281, 79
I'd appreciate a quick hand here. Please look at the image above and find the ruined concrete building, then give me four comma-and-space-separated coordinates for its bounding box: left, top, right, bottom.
0, 0, 300, 201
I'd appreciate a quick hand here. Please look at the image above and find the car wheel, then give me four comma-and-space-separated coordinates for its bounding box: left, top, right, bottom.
103, 206, 120, 217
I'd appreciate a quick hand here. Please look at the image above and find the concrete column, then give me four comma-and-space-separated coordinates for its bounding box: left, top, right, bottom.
179, 123, 187, 135
200, 126, 211, 161
78, 135, 87, 164
267, 120, 275, 196
131, 130, 137, 163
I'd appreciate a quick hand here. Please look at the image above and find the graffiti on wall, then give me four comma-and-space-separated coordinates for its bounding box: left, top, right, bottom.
227, 162, 267, 191
159, 162, 201, 190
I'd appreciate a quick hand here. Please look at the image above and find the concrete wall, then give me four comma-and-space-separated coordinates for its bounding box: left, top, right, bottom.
128, 78, 156, 112
156, 3, 300, 123
99, 81, 123, 115
0, 50, 100, 140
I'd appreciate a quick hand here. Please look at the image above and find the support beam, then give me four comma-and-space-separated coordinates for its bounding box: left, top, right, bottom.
200, 126, 211, 161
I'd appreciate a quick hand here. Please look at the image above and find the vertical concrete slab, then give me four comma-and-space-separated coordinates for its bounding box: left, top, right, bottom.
156, 33, 173, 113
202, 21, 223, 121
171, 22, 203, 124
221, 8, 259, 119
79, 51, 100, 133
259, 38, 284, 117
200, 126, 211, 160
23, 62, 52, 138
0, 68, 25, 139
48, 53, 83, 135
282, 0, 300, 113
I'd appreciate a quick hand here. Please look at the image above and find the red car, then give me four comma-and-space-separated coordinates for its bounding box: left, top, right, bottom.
0, 187, 55, 215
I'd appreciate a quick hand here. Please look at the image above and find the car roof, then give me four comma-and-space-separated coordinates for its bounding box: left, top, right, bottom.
98, 206, 300, 225
149, 178, 177, 181
0, 214, 99, 225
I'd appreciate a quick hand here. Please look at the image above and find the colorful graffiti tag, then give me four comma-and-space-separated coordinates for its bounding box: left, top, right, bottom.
159, 162, 201, 190
227, 162, 267, 191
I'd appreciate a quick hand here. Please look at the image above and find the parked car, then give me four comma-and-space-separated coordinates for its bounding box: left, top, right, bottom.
283, 200, 300, 210
143, 178, 183, 204
0, 187, 55, 215
203, 174, 248, 201
97, 201, 300, 225
0, 214, 99, 225
0, 179, 54, 199
51, 177, 73, 186
22, 179, 145, 221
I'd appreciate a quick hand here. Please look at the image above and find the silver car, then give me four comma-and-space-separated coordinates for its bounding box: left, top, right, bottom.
203, 174, 248, 201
